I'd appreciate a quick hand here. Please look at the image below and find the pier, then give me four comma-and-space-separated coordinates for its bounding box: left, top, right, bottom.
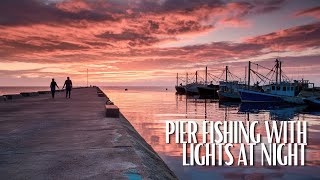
0, 87, 177, 179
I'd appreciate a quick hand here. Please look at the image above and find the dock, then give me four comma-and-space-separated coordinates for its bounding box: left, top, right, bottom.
0, 87, 177, 179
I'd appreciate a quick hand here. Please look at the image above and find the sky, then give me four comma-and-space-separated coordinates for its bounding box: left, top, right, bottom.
0, 0, 319, 86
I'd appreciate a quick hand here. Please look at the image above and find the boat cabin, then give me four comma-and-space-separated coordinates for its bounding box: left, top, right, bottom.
219, 81, 246, 93
262, 82, 296, 97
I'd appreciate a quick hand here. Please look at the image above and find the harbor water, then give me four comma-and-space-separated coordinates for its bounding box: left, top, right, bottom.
0, 87, 49, 95
101, 86, 320, 180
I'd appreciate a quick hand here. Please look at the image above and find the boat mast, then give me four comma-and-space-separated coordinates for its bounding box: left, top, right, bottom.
244, 66, 247, 84
225, 66, 228, 82
276, 59, 281, 84
205, 66, 208, 85
248, 61, 251, 88
276, 59, 278, 84
279, 61, 282, 83
196, 71, 198, 83
186, 72, 188, 85
176, 73, 178, 86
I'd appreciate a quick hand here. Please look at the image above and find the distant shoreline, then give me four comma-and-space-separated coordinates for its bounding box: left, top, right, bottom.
0, 85, 170, 87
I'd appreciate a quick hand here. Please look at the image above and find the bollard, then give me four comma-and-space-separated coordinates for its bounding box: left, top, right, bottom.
97, 92, 106, 97
106, 100, 114, 105
105, 105, 120, 118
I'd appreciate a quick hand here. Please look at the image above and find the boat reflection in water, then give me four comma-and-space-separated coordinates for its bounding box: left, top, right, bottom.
239, 102, 307, 121
103, 86, 320, 180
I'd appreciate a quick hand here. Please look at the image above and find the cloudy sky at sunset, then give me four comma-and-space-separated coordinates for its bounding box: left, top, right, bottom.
0, 0, 319, 86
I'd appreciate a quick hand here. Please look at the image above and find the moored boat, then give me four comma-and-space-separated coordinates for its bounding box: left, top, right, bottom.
217, 65, 246, 101
184, 69, 208, 95
238, 60, 312, 104
217, 90, 240, 101
175, 66, 220, 95
175, 73, 187, 94
239, 87, 285, 103
185, 83, 205, 95
175, 85, 185, 94
217, 81, 243, 101
197, 84, 219, 98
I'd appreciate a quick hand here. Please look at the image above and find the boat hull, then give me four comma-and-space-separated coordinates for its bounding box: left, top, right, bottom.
238, 89, 284, 103
185, 84, 205, 95
281, 96, 305, 104
175, 86, 185, 94
217, 91, 240, 101
304, 98, 320, 108
197, 86, 219, 98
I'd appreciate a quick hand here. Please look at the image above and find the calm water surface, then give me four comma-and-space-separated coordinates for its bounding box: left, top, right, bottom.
102, 86, 320, 180
0, 87, 50, 95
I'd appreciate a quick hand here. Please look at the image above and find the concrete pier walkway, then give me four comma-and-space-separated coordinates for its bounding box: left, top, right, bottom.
0, 87, 177, 179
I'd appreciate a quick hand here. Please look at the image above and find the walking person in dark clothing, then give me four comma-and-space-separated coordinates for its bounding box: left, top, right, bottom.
63, 77, 72, 98
50, 78, 59, 99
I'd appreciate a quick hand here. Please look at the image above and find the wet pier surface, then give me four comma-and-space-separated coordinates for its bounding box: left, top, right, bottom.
0, 87, 176, 179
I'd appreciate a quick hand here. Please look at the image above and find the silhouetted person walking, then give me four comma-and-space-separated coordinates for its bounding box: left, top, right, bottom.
63, 77, 72, 98
50, 78, 59, 99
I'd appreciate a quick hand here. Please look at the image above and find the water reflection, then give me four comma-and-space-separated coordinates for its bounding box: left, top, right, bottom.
102, 86, 320, 180
239, 103, 307, 121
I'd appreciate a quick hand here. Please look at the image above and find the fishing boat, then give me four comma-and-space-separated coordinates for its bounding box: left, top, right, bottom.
217, 81, 248, 101
238, 59, 311, 104
196, 66, 219, 98
175, 85, 185, 94
197, 84, 219, 97
217, 66, 246, 101
175, 73, 186, 94
184, 70, 207, 95
185, 82, 205, 95
239, 83, 294, 103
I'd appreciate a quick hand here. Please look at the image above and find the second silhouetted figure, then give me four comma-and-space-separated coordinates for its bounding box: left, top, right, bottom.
63, 77, 72, 98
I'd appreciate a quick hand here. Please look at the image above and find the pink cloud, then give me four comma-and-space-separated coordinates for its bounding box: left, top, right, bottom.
245, 22, 320, 51
295, 6, 320, 19
56, 0, 93, 13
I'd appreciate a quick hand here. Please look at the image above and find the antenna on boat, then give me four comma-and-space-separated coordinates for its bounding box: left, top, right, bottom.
205, 66, 208, 85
